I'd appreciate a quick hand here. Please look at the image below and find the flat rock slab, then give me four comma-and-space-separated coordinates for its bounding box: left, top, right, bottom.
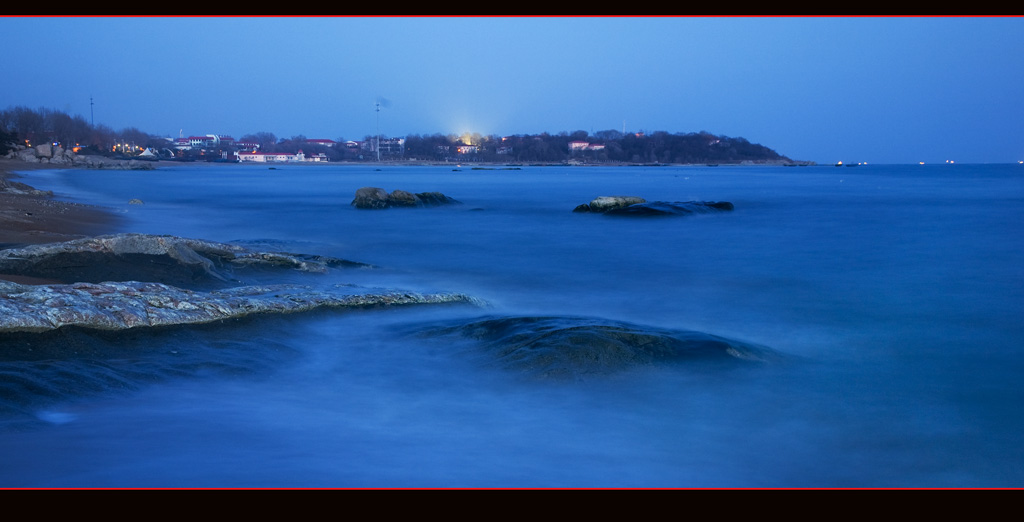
0, 280, 483, 333
0, 233, 370, 288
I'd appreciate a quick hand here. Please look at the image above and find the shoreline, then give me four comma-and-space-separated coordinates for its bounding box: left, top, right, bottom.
0, 158, 122, 249
0, 155, 814, 247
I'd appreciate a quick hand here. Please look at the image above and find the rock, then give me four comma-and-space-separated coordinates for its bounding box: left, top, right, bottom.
573, 195, 643, 211
407, 315, 782, 380
0, 177, 52, 197
572, 196, 646, 213
587, 195, 647, 212
572, 195, 734, 216
0, 233, 371, 289
34, 143, 53, 159
386, 189, 419, 207
351, 187, 392, 209
0, 280, 483, 333
14, 149, 39, 163
351, 187, 461, 209
603, 200, 735, 217
414, 191, 460, 207
128, 198, 144, 205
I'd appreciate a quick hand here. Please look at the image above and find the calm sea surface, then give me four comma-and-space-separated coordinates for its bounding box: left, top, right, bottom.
2, 162, 1022, 487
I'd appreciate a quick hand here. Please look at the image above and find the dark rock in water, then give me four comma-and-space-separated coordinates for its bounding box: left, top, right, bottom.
572, 196, 647, 213
572, 196, 733, 216
414, 191, 461, 207
0, 233, 371, 289
351, 187, 392, 209
603, 200, 735, 217
387, 189, 419, 207
351, 187, 461, 209
408, 315, 780, 380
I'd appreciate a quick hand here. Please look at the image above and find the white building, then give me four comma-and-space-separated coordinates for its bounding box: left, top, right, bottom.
237, 150, 307, 163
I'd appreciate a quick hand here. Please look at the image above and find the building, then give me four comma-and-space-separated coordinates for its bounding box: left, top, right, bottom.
236, 140, 260, 151
237, 150, 307, 163
362, 137, 405, 156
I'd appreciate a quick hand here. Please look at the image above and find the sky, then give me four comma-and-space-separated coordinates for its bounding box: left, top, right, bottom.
2, 16, 1022, 164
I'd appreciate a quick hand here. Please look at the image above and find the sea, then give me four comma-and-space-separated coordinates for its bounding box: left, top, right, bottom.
1, 162, 1022, 488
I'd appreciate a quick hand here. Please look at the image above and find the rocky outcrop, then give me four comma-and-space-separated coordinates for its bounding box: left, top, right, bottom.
0, 280, 482, 333
408, 315, 781, 380
0, 233, 371, 289
572, 196, 646, 213
351, 187, 461, 209
6, 145, 153, 170
0, 233, 485, 333
573, 195, 734, 216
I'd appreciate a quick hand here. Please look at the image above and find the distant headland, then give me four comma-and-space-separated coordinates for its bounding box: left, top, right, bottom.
1, 105, 813, 167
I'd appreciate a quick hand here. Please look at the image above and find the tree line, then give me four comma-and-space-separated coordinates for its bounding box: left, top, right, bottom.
2, 105, 796, 164
405, 130, 794, 164
0, 105, 163, 156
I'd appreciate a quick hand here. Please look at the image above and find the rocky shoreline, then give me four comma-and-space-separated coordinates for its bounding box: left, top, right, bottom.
0, 159, 486, 332
0, 231, 483, 333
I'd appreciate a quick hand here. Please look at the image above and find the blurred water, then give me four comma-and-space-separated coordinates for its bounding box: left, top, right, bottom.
2, 162, 1022, 487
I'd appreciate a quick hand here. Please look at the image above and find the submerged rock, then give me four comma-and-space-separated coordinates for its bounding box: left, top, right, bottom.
573, 196, 733, 216
408, 315, 781, 380
0, 233, 371, 288
351, 187, 461, 209
0, 280, 483, 333
603, 200, 734, 217
572, 196, 733, 216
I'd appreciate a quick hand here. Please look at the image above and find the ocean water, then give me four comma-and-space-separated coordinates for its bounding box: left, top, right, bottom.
1, 162, 1022, 487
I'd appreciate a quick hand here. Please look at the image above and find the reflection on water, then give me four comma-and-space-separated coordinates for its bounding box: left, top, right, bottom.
2, 164, 1023, 487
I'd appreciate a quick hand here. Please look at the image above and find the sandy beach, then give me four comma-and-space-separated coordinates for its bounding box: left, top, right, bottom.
0, 158, 122, 247
0, 159, 124, 284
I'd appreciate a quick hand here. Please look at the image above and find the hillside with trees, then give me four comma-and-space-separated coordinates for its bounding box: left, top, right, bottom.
405, 130, 800, 165
2, 106, 807, 165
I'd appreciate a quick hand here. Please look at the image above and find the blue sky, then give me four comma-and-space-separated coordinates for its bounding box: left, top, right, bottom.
2, 16, 1022, 164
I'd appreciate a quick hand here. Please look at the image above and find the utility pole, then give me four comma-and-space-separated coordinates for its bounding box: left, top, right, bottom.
375, 100, 381, 162
90, 96, 95, 127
